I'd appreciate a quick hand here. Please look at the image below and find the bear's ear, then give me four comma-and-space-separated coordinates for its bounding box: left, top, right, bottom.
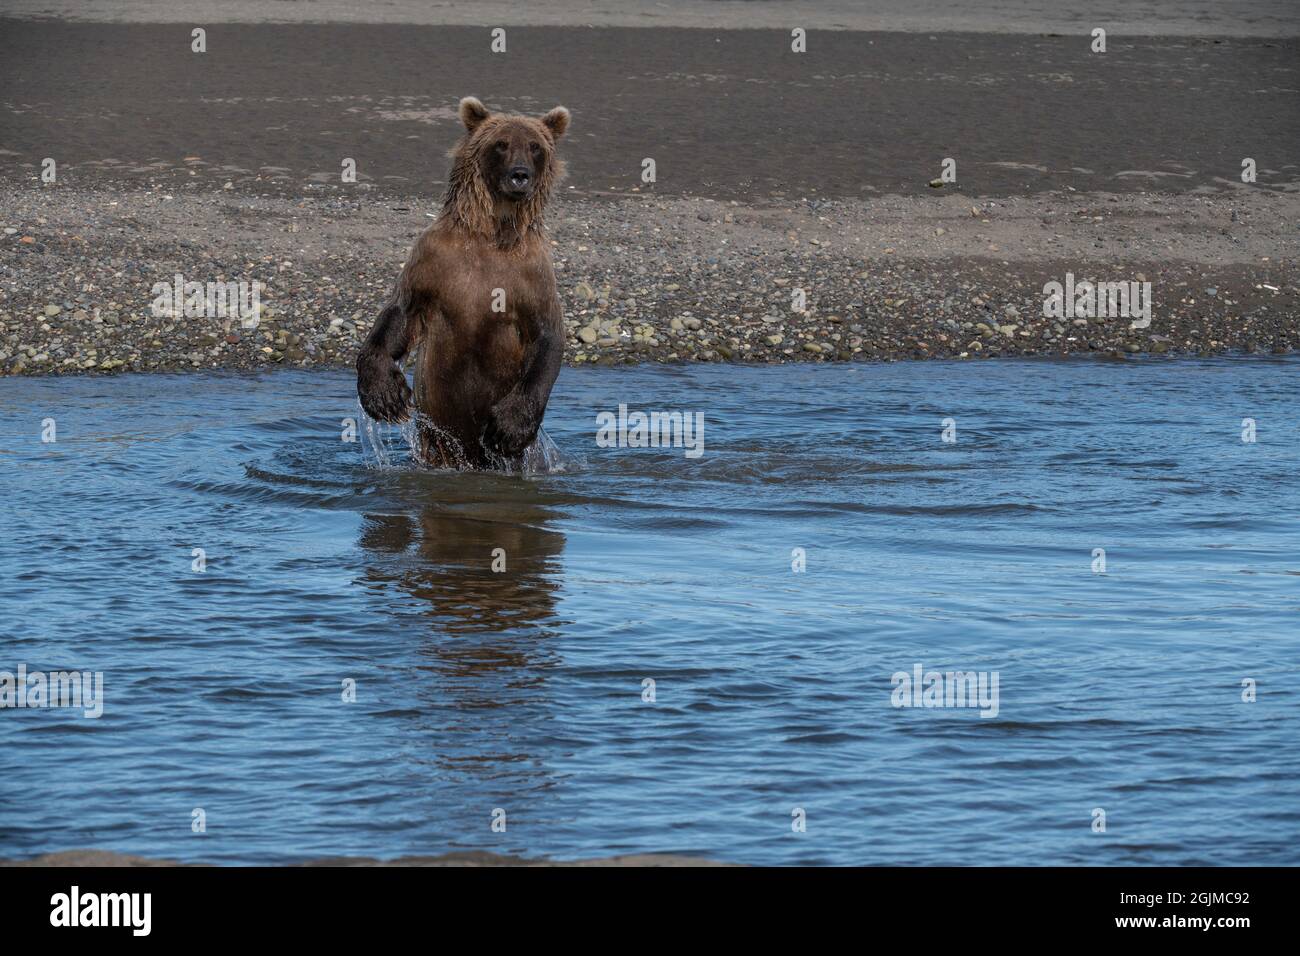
540, 106, 570, 140
459, 97, 491, 132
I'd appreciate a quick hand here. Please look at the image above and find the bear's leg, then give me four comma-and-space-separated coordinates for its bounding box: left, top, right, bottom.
357, 302, 415, 423
480, 325, 563, 459
415, 420, 481, 470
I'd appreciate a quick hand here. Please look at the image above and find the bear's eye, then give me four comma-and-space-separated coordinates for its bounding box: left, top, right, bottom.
494, 141, 508, 152
529, 142, 542, 156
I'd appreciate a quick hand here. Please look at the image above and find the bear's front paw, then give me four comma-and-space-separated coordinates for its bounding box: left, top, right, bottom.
481, 391, 538, 459
357, 352, 413, 423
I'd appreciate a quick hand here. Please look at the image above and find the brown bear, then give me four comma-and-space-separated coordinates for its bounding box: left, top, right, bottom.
357, 96, 571, 469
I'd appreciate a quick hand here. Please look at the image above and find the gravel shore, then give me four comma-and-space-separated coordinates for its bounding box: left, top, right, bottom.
1, 184, 1295, 376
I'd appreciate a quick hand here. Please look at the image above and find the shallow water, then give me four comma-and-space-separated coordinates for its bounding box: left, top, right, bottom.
1, 358, 1297, 865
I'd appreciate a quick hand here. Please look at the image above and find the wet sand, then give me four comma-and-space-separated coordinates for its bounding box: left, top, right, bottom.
3, 0, 1298, 36
1, 23, 1297, 200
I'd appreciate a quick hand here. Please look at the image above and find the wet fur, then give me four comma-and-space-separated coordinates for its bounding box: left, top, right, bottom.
357, 98, 570, 469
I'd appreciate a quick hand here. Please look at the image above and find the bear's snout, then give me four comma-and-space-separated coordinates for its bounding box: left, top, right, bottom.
506, 165, 533, 194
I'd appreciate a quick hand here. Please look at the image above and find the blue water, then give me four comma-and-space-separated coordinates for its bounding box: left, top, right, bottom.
1, 357, 1297, 865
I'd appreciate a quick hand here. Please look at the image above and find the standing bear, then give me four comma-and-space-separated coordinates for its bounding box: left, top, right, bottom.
357, 97, 571, 468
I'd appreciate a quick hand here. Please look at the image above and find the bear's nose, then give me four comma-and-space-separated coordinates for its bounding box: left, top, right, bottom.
508, 166, 531, 186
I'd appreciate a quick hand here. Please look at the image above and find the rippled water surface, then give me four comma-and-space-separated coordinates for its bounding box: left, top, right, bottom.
2, 358, 1298, 865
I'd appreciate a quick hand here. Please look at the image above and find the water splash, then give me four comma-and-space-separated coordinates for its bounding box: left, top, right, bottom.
357, 401, 414, 470
496, 425, 568, 477
357, 401, 567, 476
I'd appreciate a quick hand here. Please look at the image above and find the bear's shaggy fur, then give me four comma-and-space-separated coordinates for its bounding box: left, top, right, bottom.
357, 97, 571, 469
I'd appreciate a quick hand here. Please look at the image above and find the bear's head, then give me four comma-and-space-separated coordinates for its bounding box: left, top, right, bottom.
443, 97, 570, 242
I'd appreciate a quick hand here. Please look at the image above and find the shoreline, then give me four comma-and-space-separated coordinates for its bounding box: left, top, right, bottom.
1, 185, 1295, 377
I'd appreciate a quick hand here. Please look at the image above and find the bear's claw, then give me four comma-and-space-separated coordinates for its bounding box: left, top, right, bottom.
481, 391, 537, 459
357, 354, 413, 423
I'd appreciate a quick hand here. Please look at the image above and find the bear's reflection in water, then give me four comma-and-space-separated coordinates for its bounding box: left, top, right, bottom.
357, 488, 566, 642
356, 486, 568, 787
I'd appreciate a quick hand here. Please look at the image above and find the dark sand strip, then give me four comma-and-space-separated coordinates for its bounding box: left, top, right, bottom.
1, 22, 1297, 200
2, 0, 1297, 36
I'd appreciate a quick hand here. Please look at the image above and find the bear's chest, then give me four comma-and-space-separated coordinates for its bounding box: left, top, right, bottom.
440, 253, 550, 328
